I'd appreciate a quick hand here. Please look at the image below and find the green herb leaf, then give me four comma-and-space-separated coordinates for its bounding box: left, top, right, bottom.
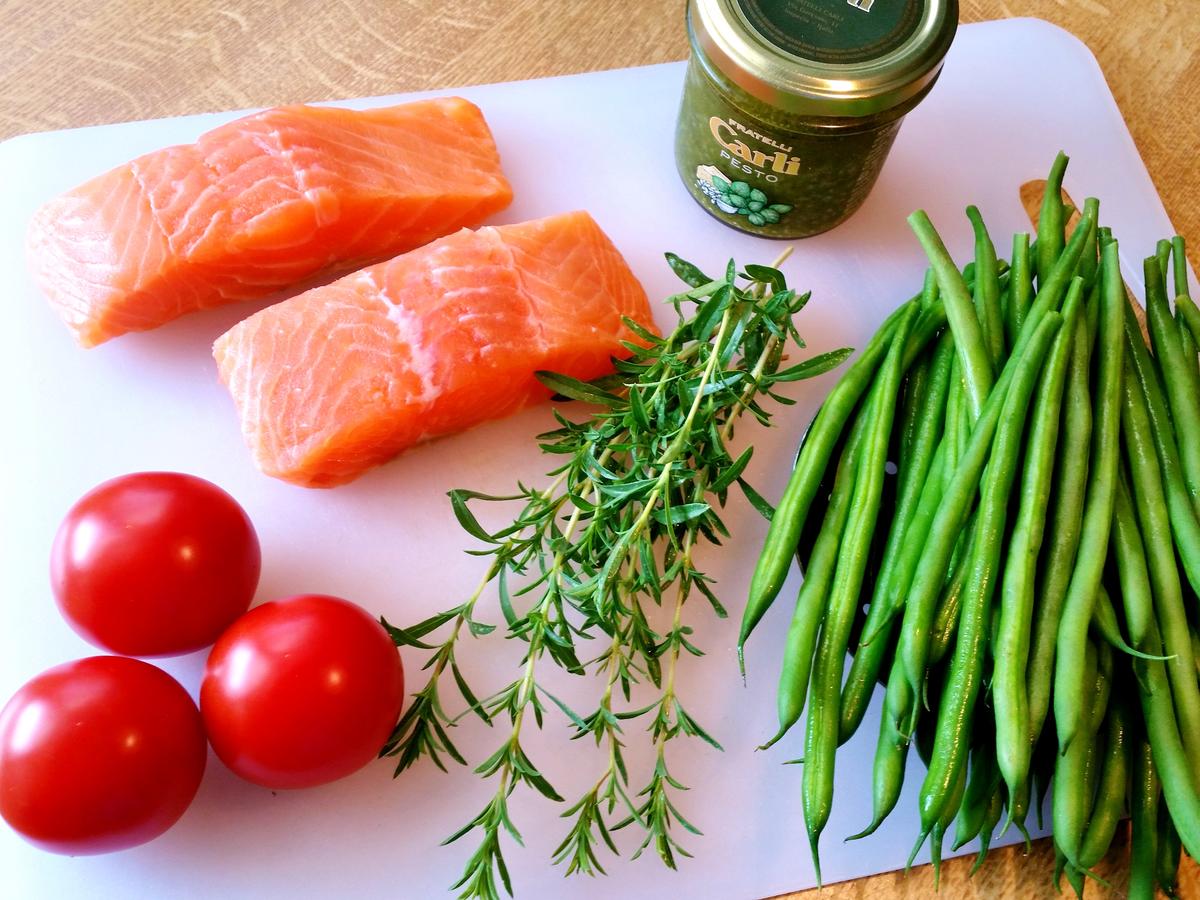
710, 446, 754, 494
652, 502, 710, 525
448, 490, 497, 544
664, 252, 712, 288
381, 611, 454, 649
539, 687, 589, 732
536, 371, 623, 406
744, 264, 785, 291
597, 477, 657, 503
771, 347, 855, 382
497, 567, 517, 627
621, 316, 662, 344
738, 477, 775, 521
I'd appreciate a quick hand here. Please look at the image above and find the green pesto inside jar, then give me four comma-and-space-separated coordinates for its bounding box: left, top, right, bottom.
675, 0, 957, 239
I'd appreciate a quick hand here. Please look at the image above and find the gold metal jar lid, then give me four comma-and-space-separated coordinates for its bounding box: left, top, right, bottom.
690, 0, 958, 118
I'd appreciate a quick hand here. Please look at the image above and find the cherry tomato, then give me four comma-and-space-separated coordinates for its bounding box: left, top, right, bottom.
50, 472, 261, 657
201, 594, 404, 789
0, 656, 207, 855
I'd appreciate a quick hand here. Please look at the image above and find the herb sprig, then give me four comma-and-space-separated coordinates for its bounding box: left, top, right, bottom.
383, 252, 850, 899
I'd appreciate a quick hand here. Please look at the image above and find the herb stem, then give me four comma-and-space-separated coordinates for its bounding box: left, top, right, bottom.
722, 331, 781, 444
659, 308, 734, 465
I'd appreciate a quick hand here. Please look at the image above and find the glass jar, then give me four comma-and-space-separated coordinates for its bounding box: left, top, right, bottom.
675, 0, 958, 238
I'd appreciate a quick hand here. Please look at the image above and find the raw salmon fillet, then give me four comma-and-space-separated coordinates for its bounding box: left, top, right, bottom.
214, 211, 654, 488
27, 98, 513, 347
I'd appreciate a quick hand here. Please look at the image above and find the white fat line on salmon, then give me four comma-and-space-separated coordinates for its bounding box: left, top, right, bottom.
484, 226, 558, 358
366, 268, 439, 409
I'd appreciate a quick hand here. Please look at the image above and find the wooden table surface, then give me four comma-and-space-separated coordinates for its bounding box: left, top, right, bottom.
2, 1, 1196, 898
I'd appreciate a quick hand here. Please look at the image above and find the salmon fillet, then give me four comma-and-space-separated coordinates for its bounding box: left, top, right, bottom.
27, 98, 513, 347
213, 211, 655, 488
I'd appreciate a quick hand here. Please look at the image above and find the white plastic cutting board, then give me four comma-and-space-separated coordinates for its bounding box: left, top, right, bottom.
0, 18, 1195, 900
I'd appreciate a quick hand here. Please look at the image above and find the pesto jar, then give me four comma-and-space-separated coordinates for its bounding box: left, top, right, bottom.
676, 0, 957, 238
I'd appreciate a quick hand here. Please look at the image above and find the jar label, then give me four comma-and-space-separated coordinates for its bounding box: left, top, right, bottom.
674, 56, 903, 237
734, 0, 922, 65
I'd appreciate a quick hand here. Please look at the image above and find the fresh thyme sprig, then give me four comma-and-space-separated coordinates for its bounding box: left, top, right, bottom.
384, 252, 851, 899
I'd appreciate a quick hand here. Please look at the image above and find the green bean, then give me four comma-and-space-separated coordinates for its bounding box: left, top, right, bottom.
1113, 445, 1200, 807
1172, 235, 1191, 298
839, 333, 955, 743
1129, 736, 1161, 900
1080, 650, 1108, 816
1090, 637, 1115, 729
849, 657, 910, 841
1157, 805, 1182, 900
1156, 238, 1173, 278
1112, 472, 1155, 650
877, 442, 949, 634
858, 620, 959, 844
1178, 309, 1200, 398
1177, 294, 1200, 347
1082, 282, 1100, 356
762, 409, 866, 749
1037, 152, 1069, 285
1131, 609, 1200, 859
1090, 582, 1167, 661
908, 210, 995, 418
913, 313, 1065, 850
1025, 296, 1093, 766
793, 445, 842, 577
1121, 354, 1200, 778
952, 731, 1000, 851
967, 205, 1005, 365
1031, 727, 1055, 831
1078, 692, 1131, 868
1016, 208, 1095, 360
898, 343, 935, 473
1145, 255, 1200, 508
913, 657, 950, 769
921, 264, 940, 308
1077, 198, 1101, 289
1053, 638, 1107, 868
739, 299, 915, 664
944, 358, 963, 471
1008, 232, 1032, 345
999, 285, 1012, 350
993, 278, 1081, 822
897, 314, 1062, 721
1062, 860, 1086, 900
741, 266, 968, 662
929, 518, 975, 665
906, 302, 952, 369
1053, 844, 1068, 895
928, 762, 966, 887
1174, 309, 1200, 502
969, 786, 1004, 876
1067, 670, 1109, 892
1124, 304, 1200, 595
802, 307, 916, 883
1053, 242, 1124, 754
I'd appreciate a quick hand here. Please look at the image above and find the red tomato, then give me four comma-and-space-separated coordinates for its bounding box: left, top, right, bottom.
50, 472, 261, 657
201, 594, 404, 789
0, 656, 207, 855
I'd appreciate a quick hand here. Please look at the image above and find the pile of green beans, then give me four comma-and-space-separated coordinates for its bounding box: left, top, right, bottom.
742, 152, 1200, 895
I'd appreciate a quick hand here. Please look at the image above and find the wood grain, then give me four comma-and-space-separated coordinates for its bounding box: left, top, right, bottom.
1, 1, 1196, 898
